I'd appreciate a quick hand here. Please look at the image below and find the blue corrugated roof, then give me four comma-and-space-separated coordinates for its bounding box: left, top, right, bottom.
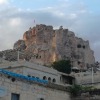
0, 69, 48, 84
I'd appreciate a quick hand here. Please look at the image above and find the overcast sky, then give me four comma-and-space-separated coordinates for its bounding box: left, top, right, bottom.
0, 0, 100, 61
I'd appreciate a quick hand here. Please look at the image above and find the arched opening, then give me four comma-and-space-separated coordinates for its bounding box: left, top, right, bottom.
77, 44, 81, 48
77, 61, 81, 65
32, 76, 35, 78
48, 77, 51, 82
27, 75, 31, 77
43, 76, 47, 80
7, 75, 11, 79
39, 55, 41, 58
83, 45, 85, 49
12, 78, 16, 82
52, 78, 56, 83
40, 98, 44, 100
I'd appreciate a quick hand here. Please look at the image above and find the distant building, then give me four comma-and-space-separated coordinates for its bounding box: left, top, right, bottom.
72, 68, 100, 88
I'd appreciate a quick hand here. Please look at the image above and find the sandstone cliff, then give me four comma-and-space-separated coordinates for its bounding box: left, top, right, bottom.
0, 24, 95, 69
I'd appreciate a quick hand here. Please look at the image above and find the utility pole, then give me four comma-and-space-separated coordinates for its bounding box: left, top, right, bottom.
92, 66, 94, 84
17, 50, 19, 61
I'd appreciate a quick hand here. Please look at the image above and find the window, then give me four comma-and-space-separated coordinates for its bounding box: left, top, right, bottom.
52, 78, 56, 83
39, 55, 41, 58
77, 44, 81, 48
43, 76, 47, 80
7, 75, 11, 79
36, 54, 38, 59
40, 98, 44, 100
27, 75, 31, 77
60, 76, 62, 81
83, 45, 85, 49
11, 93, 20, 100
77, 61, 81, 65
48, 77, 51, 82
11, 78, 16, 82
32, 76, 35, 78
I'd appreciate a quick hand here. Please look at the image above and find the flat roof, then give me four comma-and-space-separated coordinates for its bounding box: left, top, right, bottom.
0, 61, 58, 75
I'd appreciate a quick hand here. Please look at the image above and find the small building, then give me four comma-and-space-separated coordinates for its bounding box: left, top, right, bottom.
0, 61, 74, 100
74, 70, 100, 88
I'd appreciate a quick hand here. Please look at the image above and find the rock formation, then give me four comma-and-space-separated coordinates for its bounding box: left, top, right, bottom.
0, 24, 95, 69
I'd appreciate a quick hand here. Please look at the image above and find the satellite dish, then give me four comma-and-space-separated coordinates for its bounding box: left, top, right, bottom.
0, 86, 7, 97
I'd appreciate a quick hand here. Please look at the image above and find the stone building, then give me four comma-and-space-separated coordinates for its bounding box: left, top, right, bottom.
0, 60, 75, 100
71, 68, 100, 89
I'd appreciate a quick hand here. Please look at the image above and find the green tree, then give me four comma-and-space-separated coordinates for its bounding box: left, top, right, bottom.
70, 84, 82, 97
69, 85, 94, 97
52, 60, 71, 74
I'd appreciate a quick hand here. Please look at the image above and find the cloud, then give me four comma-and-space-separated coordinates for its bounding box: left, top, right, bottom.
69, 13, 77, 19
9, 18, 21, 26
0, 0, 8, 5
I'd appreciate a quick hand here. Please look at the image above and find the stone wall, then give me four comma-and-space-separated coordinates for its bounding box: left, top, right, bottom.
71, 96, 100, 100
0, 73, 70, 100
74, 71, 100, 87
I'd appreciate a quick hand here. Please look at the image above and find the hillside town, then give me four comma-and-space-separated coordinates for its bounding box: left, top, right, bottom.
0, 24, 100, 100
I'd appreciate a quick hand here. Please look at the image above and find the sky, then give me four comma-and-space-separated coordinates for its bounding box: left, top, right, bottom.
0, 0, 100, 61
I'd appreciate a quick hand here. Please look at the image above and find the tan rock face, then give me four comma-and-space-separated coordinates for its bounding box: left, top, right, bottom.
0, 24, 95, 69
13, 40, 26, 50
24, 25, 95, 67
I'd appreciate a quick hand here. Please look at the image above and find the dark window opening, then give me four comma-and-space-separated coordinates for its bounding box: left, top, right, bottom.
83, 45, 85, 49
39, 55, 41, 58
60, 76, 62, 81
11, 78, 16, 82
62, 75, 75, 85
7, 75, 11, 79
32, 76, 35, 78
27, 75, 31, 77
52, 78, 56, 83
11, 93, 20, 100
48, 77, 51, 82
43, 76, 47, 80
77, 44, 81, 48
77, 61, 81, 65
36, 54, 38, 59
40, 98, 44, 100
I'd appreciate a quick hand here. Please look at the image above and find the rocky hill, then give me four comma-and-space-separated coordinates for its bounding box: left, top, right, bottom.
0, 24, 95, 69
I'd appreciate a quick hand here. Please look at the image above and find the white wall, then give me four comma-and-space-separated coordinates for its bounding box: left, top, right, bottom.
0, 75, 70, 100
